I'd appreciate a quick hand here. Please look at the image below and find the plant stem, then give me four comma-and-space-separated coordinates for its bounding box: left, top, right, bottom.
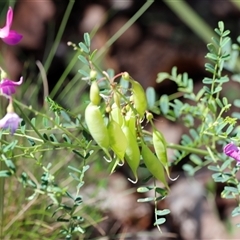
0, 160, 4, 239
163, 0, 216, 44
50, 51, 79, 99
0, 100, 6, 239
43, 0, 75, 75
167, 143, 208, 155
142, 129, 209, 155
96, 0, 154, 59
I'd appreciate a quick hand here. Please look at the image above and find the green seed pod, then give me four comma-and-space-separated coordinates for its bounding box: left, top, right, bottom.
141, 140, 169, 189
113, 92, 121, 108
90, 81, 101, 105
111, 103, 124, 126
108, 119, 127, 161
124, 108, 136, 138
122, 72, 130, 80
90, 70, 97, 80
146, 112, 153, 121
85, 102, 109, 150
131, 80, 147, 117
105, 105, 111, 113
152, 128, 169, 177
122, 125, 140, 183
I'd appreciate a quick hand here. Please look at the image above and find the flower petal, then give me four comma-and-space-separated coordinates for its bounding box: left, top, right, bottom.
1, 76, 23, 86
224, 143, 238, 155
0, 112, 22, 135
0, 77, 23, 96
223, 143, 240, 162
2, 30, 22, 45
6, 7, 13, 27
0, 7, 13, 38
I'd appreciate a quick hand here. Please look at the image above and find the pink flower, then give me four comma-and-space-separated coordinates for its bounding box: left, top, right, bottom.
223, 143, 240, 162
0, 7, 22, 45
0, 112, 22, 135
0, 76, 23, 97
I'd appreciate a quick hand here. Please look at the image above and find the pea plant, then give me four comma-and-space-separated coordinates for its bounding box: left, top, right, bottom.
0, 5, 240, 239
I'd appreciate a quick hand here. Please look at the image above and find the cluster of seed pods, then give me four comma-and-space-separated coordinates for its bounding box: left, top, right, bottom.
85, 71, 169, 187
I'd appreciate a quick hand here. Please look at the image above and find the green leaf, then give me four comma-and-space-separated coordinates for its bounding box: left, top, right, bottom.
218, 21, 224, 32
42, 133, 49, 141
224, 186, 238, 194
61, 111, 71, 122
208, 165, 220, 172
154, 218, 166, 225
205, 63, 215, 74
78, 55, 89, 65
20, 120, 26, 133
214, 28, 221, 36
232, 207, 240, 217
42, 117, 49, 128
234, 99, 240, 108
173, 99, 183, 117
202, 77, 213, 84
82, 165, 89, 174
5, 159, 16, 173
72, 150, 84, 159
156, 72, 169, 83
212, 172, 230, 182
231, 74, 240, 83
171, 66, 177, 78
107, 69, 115, 78
189, 129, 199, 139
189, 154, 202, 166
216, 98, 223, 108
159, 94, 169, 114
182, 164, 194, 176
146, 87, 156, 108
222, 97, 228, 106
137, 197, 155, 203
84, 33, 91, 47
3, 140, 18, 152
90, 49, 98, 60
181, 134, 192, 144
155, 187, 168, 195
49, 134, 58, 143
68, 165, 82, 173
207, 43, 217, 54
31, 117, 36, 126
222, 30, 230, 37
57, 217, 69, 222
62, 134, 72, 143
221, 37, 231, 48
55, 114, 60, 125
232, 112, 240, 119
222, 53, 230, 60
78, 69, 89, 77
226, 125, 234, 135
119, 77, 129, 94
212, 36, 220, 46
221, 189, 235, 199
220, 159, 232, 172
79, 42, 89, 53
0, 170, 12, 177
206, 53, 218, 61
156, 209, 170, 216
137, 186, 154, 193
27, 138, 36, 146
183, 114, 194, 126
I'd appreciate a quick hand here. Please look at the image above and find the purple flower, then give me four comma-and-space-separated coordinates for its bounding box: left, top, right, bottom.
0, 76, 23, 97
223, 143, 240, 162
0, 7, 22, 45
0, 112, 22, 135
